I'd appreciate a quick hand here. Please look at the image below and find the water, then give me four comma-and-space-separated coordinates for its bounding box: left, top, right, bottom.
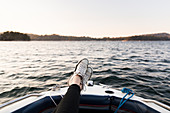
0, 41, 170, 106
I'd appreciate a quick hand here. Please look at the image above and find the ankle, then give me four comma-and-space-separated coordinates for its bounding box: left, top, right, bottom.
69, 74, 82, 89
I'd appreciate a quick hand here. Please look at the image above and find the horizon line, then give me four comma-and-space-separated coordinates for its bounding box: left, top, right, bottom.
0, 31, 170, 38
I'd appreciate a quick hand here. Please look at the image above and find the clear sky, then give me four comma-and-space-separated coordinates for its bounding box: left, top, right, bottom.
0, 0, 170, 37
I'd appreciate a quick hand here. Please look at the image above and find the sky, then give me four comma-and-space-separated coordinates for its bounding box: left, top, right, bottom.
0, 0, 170, 38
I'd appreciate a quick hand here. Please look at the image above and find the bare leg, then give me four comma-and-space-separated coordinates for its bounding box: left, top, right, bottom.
69, 75, 82, 89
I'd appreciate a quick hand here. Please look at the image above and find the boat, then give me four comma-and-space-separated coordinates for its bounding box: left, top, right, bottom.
0, 81, 169, 113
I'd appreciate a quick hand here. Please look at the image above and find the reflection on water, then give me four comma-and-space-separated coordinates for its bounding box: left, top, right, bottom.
0, 41, 170, 105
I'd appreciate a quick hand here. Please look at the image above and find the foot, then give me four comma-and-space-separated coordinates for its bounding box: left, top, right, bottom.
74, 58, 89, 76
69, 74, 83, 89
68, 58, 93, 90
81, 67, 93, 90
68, 67, 93, 90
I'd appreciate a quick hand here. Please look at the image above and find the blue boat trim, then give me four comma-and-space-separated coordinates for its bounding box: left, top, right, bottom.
12, 95, 160, 113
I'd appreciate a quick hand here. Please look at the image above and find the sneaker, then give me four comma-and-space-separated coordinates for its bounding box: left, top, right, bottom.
74, 58, 89, 76
81, 67, 93, 90
68, 58, 89, 87
68, 67, 93, 90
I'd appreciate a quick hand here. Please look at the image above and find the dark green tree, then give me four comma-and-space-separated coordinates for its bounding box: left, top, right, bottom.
0, 31, 30, 41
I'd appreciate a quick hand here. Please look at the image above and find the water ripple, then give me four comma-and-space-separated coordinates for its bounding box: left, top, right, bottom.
0, 41, 170, 106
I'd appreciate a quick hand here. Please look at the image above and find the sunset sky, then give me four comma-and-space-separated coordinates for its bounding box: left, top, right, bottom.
0, 0, 170, 37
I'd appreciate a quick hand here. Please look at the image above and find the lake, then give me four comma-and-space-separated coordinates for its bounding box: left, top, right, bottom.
0, 41, 170, 106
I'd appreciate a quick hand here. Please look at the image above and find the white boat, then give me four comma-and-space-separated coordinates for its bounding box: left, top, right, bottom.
0, 81, 169, 113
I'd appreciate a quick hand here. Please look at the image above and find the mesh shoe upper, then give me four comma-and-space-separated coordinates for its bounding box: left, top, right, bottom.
68, 58, 93, 90
74, 58, 89, 76
82, 67, 93, 86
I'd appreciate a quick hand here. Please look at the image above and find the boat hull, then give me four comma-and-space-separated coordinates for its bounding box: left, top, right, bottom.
0, 85, 169, 113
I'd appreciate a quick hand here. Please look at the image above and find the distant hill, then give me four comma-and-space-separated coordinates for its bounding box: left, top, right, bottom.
27, 32, 170, 41
27, 33, 40, 40
147, 33, 170, 38
29, 34, 95, 41
1, 31, 170, 41
0, 31, 30, 41
122, 33, 170, 41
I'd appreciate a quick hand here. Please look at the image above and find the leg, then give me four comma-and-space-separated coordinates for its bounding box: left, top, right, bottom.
53, 58, 93, 113
53, 75, 82, 113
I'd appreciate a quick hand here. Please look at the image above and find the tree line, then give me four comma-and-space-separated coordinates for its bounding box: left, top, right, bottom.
0, 31, 169, 41
0, 31, 30, 41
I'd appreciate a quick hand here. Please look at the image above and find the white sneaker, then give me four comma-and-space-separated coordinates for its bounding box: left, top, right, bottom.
74, 58, 89, 76
82, 67, 93, 88
68, 58, 93, 90
68, 58, 89, 88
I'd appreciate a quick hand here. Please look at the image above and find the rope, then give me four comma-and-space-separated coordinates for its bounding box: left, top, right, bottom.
114, 88, 134, 113
49, 84, 63, 107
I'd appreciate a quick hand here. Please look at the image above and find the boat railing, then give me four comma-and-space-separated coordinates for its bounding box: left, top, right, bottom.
0, 94, 43, 109
142, 99, 170, 111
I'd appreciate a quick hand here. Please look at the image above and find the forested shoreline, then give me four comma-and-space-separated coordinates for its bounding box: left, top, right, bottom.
29, 32, 170, 41
0, 31, 30, 41
0, 31, 170, 41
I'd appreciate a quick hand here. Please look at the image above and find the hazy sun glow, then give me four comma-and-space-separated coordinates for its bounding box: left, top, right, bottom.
0, 0, 170, 37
